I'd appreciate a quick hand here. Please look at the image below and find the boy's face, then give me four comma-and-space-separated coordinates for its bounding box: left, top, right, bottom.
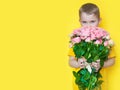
80, 12, 100, 27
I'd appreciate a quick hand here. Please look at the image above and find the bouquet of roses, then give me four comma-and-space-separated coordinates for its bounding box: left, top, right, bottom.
69, 26, 114, 90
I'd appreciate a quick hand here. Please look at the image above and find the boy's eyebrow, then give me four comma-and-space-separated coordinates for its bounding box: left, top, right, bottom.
81, 20, 87, 22
81, 21, 87, 22
90, 20, 96, 21
81, 20, 86, 22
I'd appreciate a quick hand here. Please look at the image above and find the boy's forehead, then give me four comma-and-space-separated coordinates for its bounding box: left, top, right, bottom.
81, 12, 96, 17
80, 12, 98, 20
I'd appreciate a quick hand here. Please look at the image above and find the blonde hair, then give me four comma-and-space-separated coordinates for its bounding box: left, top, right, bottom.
79, 3, 100, 19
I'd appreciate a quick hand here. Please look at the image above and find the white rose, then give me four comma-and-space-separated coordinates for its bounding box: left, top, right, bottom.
108, 39, 114, 46
105, 35, 110, 40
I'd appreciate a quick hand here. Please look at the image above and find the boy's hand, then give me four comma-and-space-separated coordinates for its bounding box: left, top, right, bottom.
78, 57, 87, 68
91, 59, 101, 72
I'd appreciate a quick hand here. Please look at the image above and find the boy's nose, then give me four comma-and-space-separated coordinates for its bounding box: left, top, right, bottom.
86, 23, 92, 27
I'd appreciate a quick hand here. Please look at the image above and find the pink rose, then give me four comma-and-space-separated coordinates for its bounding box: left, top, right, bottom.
104, 41, 109, 46
90, 32, 96, 40
85, 37, 91, 42
94, 30, 102, 38
80, 27, 90, 37
73, 29, 81, 35
94, 39, 102, 44
71, 37, 81, 44
81, 36, 87, 40
102, 30, 108, 36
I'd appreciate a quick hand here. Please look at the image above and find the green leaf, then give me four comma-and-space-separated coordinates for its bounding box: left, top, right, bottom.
75, 77, 81, 85
97, 72, 102, 78
83, 71, 91, 80
80, 70, 86, 75
88, 53, 91, 58
100, 61, 104, 67
84, 52, 89, 59
73, 43, 86, 58
73, 71, 78, 78
97, 80, 104, 85
99, 45, 104, 51
91, 76, 97, 85
96, 80, 104, 89
93, 56, 99, 61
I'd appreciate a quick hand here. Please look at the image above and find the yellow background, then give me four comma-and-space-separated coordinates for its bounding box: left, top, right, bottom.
0, 0, 120, 90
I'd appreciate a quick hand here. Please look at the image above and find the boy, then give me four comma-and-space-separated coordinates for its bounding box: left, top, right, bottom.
68, 3, 115, 73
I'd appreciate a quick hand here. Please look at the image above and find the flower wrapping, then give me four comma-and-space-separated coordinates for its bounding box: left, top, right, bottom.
69, 26, 114, 90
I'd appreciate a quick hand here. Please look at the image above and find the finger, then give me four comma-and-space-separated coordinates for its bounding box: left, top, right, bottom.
82, 57, 86, 61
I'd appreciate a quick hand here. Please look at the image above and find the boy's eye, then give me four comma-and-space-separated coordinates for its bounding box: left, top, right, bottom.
82, 21, 87, 23
91, 20, 96, 23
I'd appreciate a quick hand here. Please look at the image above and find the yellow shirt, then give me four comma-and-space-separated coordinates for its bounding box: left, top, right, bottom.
68, 46, 115, 90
